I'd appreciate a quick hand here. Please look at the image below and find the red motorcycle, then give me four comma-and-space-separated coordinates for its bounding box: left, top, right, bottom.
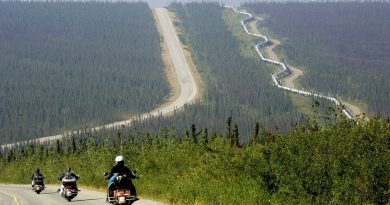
59, 175, 79, 202
105, 173, 138, 205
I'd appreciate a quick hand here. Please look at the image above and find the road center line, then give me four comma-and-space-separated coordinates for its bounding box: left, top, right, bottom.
0, 191, 20, 205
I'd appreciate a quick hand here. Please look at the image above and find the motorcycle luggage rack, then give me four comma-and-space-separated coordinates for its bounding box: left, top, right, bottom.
107, 195, 137, 202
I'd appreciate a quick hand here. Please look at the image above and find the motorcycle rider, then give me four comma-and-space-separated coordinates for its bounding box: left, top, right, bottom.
58, 167, 80, 195
30, 168, 45, 189
107, 155, 137, 199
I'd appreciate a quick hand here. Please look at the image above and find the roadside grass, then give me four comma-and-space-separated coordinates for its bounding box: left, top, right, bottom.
1, 116, 389, 204
0, 137, 271, 204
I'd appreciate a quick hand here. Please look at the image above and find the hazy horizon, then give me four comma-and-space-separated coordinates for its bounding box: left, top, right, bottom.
10, 0, 242, 8
117, 0, 242, 8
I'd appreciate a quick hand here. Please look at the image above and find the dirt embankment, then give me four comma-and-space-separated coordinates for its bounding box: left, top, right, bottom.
248, 17, 303, 89
248, 16, 363, 116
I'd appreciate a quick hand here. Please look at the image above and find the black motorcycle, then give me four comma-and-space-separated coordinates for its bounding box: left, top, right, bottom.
32, 176, 45, 194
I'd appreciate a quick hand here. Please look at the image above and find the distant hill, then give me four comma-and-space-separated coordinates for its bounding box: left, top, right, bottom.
129, 2, 303, 141
0, 2, 169, 143
245, 2, 390, 117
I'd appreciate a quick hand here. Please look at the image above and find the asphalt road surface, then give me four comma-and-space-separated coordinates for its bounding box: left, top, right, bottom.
0, 185, 166, 205
154, 8, 198, 112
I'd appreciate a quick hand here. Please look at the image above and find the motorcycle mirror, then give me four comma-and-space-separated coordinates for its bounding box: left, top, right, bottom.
103, 172, 108, 176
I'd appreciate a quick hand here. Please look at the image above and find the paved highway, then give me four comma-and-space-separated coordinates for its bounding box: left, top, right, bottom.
0, 184, 166, 205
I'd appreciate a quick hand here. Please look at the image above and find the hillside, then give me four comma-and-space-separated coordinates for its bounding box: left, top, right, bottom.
1, 116, 388, 204
0, 2, 389, 204
130, 2, 302, 141
0, 2, 169, 143
244, 2, 390, 117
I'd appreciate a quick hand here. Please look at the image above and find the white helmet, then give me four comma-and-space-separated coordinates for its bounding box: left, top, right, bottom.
115, 155, 124, 163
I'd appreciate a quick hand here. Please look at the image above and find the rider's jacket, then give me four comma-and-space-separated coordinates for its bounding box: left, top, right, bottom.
109, 162, 135, 179
58, 172, 80, 181
31, 172, 44, 180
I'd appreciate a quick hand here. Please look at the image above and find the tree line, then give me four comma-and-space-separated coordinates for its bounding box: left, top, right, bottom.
0, 2, 169, 144
1, 113, 388, 204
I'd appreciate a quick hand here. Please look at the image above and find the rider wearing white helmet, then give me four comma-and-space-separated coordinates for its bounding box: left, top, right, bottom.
115, 156, 124, 163
107, 156, 137, 198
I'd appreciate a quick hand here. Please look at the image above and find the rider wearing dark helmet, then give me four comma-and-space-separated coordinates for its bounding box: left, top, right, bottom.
30, 168, 45, 188
107, 156, 137, 198
58, 167, 80, 181
58, 167, 80, 194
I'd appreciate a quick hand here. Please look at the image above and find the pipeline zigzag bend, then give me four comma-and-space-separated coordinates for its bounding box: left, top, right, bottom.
225, 6, 354, 120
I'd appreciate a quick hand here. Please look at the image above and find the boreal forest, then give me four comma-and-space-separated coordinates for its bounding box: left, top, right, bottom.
131, 2, 304, 141
0, 2, 169, 143
0, 1, 389, 205
244, 1, 390, 117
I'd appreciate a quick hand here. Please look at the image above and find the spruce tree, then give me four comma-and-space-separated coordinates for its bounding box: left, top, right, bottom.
185, 129, 190, 142
252, 122, 260, 144
191, 124, 198, 144
226, 116, 232, 142
232, 123, 240, 147
201, 128, 208, 145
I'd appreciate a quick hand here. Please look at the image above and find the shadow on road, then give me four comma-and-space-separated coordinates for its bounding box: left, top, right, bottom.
39, 191, 58, 195
73, 197, 106, 202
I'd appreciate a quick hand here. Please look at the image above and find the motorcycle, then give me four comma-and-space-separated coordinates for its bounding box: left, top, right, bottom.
32, 176, 45, 194
105, 172, 138, 205
59, 175, 79, 202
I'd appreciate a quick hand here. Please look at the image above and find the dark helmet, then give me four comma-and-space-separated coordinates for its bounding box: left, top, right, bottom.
67, 167, 71, 172
35, 168, 40, 173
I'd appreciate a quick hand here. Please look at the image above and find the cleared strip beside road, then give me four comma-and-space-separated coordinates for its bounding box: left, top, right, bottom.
1, 8, 198, 148
226, 6, 355, 120
0, 184, 166, 205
